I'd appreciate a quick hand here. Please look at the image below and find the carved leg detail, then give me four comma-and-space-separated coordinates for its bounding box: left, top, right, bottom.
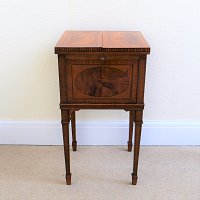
71, 111, 77, 151
132, 110, 143, 185
61, 110, 71, 185
127, 111, 135, 152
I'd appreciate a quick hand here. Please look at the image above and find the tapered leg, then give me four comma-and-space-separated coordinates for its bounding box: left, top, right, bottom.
61, 110, 71, 185
132, 110, 143, 185
71, 111, 77, 151
127, 111, 135, 152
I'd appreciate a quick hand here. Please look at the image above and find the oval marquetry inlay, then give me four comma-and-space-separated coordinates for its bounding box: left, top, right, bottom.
75, 66, 129, 97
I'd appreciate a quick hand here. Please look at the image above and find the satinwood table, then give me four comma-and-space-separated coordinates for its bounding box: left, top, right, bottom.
55, 31, 150, 185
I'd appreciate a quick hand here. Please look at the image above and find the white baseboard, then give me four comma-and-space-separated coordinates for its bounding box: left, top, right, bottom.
0, 121, 200, 145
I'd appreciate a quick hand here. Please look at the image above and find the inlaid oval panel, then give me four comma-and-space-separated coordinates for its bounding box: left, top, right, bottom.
75, 66, 129, 97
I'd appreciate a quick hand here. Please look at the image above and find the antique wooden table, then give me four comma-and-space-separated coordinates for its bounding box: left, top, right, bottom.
55, 31, 150, 185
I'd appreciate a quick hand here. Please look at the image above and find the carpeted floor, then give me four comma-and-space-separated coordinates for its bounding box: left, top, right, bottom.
0, 145, 199, 200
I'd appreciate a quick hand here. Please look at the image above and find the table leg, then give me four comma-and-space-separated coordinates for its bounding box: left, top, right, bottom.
127, 111, 135, 152
132, 110, 143, 185
71, 111, 77, 151
61, 110, 71, 185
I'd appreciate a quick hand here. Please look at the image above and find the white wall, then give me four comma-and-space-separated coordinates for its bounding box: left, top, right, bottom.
0, 0, 67, 120
0, 0, 200, 122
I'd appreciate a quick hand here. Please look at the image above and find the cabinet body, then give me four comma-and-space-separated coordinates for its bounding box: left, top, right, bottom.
62, 53, 142, 100
58, 52, 147, 110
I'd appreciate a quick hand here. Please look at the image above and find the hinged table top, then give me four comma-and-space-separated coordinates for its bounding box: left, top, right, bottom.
55, 31, 150, 54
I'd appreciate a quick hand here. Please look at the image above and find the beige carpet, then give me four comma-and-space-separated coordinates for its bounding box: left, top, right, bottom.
0, 145, 199, 200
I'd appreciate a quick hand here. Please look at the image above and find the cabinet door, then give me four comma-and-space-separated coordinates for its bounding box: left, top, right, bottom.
64, 54, 139, 104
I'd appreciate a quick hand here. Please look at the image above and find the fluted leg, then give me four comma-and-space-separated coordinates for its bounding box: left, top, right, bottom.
132, 110, 143, 185
71, 111, 77, 151
61, 110, 71, 185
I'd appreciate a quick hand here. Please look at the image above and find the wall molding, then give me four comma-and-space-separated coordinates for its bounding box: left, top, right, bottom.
0, 120, 200, 145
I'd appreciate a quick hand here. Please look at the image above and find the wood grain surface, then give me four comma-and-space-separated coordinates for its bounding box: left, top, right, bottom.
102, 31, 149, 48
75, 66, 129, 97
55, 31, 150, 53
56, 31, 102, 48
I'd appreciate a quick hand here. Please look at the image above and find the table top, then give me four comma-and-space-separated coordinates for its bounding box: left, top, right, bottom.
55, 31, 150, 54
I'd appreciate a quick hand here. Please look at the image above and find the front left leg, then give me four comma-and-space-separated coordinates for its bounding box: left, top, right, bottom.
61, 110, 71, 185
132, 110, 143, 185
